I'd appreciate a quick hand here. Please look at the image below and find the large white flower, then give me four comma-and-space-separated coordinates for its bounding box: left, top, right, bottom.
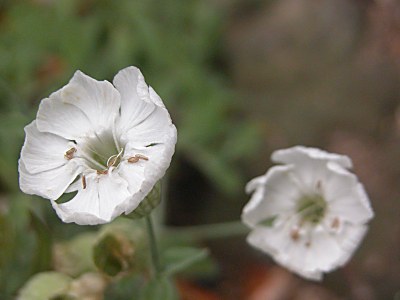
19, 66, 177, 225
242, 146, 374, 280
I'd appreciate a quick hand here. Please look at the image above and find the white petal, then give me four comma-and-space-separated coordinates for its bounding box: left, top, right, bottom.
245, 175, 266, 194
113, 66, 162, 133
21, 121, 71, 174
272, 146, 352, 169
122, 106, 176, 148
242, 165, 301, 227
36, 90, 94, 140
117, 127, 177, 214
19, 160, 82, 200
247, 224, 323, 281
324, 163, 373, 224
53, 172, 131, 225
37, 71, 120, 139
332, 223, 369, 265
303, 226, 344, 272
149, 86, 166, 108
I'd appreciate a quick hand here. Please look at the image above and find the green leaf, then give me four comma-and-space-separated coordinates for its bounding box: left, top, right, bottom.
162, 246, 209, 276
53, 232, 97, 277
140, 277, 178, 300
30, 211, 52, 273
17, 272, 72, 300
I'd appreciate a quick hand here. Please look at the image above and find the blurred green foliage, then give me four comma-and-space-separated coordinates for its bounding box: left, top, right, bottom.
0, 0, 260, 298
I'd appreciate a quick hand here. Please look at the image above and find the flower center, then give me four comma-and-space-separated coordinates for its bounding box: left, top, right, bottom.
296, 194, 326, 224
79, 130, 124, 172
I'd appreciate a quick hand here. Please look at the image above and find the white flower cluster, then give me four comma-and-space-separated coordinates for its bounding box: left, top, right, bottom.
242, 146, 374, 280
19, 67, 177, 225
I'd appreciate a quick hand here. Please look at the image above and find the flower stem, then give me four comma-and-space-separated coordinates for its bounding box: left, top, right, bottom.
145, 214, 162, 277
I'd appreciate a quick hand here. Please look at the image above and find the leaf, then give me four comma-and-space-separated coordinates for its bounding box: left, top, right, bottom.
17, 272, 72, 300
53, 232, 97, 277
163, 247, 209, 276
30, 211, 52, 273
140, 277, 178, 300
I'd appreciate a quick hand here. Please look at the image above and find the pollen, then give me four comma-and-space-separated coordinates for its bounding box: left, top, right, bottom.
64, 147, 77, 160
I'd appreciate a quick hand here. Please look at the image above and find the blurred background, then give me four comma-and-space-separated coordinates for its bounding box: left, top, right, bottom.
0, 0, 399, 299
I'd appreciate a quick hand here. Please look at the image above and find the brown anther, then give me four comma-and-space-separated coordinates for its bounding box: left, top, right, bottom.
316, 180, 322, 191
97, 169, 108, 175
305, 241, 311, 247
82, 175, 87, 189
128, 157, 140, 163
135, 154, 149, 161
290, 228, 300, 241
331, 217, 340, 229
128, 154, 149, 163
64, 147, 77, 160
107, 156, 117, 167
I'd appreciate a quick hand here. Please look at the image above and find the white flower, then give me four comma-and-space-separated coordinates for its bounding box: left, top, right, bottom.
19, 66, 177, 225
242, 146, 374, 281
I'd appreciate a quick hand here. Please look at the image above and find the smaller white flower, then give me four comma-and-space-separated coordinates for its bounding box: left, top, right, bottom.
242, 146, 374, 280
19, 66, 177, 225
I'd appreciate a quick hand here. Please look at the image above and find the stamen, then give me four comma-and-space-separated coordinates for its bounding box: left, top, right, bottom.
112, 126, 121, 152
75, 151, 107, 170
331, 217, 340, 229
297, 194, 326, 224
97, 169, 108, 175
107, 148, 124, 167
135, 154, 149, 161
64, 147, 77, 160
290, 228, 300, 241
128, 156, 139, 163
316, 180, 322, 191
82, 175, 87, 189
128, 154, 149, 163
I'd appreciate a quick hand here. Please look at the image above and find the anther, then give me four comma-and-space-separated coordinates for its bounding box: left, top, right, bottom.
316, 180, 322, 191
135, 154, 149, 161
64, 147, 77, 160
331, 217, 340, 229
128, 154, 149, 163
97, 170, 108, 175
290, 228, 300, 241
107, 155, 118, 168
82, 175, 87, 189
107, 148, 124, 167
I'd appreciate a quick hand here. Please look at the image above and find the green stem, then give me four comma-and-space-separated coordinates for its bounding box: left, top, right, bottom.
145, 214, 162, 276
165, 221, 249, 240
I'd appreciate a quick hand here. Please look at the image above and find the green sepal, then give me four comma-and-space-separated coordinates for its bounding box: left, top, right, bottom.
125, 182, 162, 219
